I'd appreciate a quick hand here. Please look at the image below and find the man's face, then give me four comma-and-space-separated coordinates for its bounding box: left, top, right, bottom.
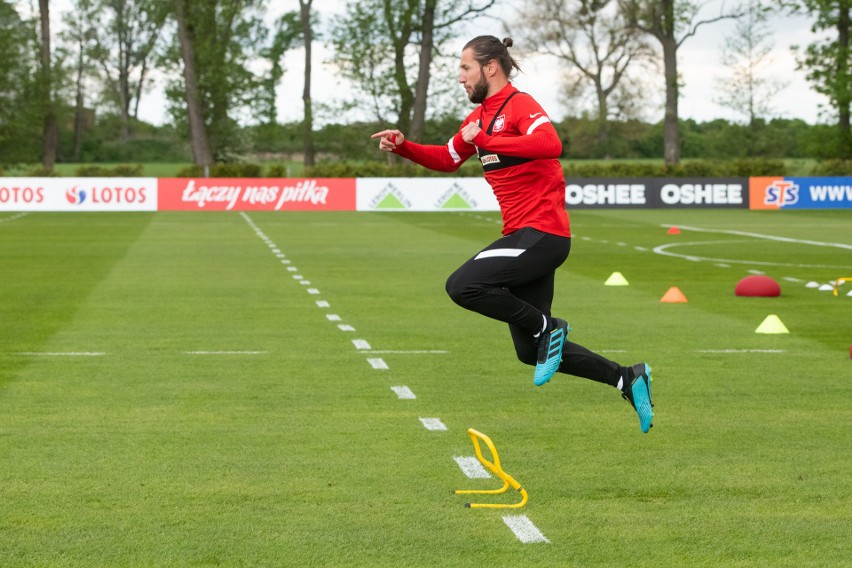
459, 49, 489, 104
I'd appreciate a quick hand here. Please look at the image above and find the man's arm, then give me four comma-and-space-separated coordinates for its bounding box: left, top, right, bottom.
372, 128, 477, 172
472, 96, 562, 159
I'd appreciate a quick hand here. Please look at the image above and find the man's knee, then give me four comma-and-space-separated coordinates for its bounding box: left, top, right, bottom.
445, 271, 483, 308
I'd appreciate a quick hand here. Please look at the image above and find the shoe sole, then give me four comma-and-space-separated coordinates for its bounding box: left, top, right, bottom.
632, 363, 653, 433
533, 324, 568, 386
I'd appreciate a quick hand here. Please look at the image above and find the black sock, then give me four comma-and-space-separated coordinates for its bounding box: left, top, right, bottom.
615, 365, 634, 392
532, 314, 548, 338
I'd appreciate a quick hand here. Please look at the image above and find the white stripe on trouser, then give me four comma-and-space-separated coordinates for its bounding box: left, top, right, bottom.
474, 248, 526, 260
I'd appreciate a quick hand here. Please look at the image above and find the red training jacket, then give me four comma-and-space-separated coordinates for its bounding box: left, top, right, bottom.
394, 82, 570, 237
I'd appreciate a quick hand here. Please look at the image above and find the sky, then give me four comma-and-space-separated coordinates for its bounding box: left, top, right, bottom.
47, 0, 829, 127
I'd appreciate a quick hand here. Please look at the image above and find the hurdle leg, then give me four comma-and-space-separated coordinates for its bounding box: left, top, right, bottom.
454, 428, 528, 509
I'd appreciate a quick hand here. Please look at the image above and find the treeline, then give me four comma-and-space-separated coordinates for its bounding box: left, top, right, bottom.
3, 0, 852, 176
6, 112, 840, 164
4, 112, 849, 178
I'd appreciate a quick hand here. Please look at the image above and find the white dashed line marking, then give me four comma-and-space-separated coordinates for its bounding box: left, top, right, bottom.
419, 417, 447, 431
454, 456, 490, 478
502, 515, 550, 544
391, 386, 416, 399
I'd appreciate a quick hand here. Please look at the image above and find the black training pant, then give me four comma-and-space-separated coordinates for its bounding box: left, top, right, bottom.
445, 227, 621, 386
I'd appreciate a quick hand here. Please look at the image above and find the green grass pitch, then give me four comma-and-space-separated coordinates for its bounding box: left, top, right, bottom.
1, 208, 850, 567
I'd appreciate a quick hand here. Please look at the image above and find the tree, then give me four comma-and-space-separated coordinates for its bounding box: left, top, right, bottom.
60, 0, 99, 161
261, 11, 300, 127
88, 0, 169, 140
715, 1, 782, 127
330, 0, 495, 142
167, 0, 269, 164
173, 0, 213, 167
781, 0, 852, 157
256, 2, 316, 168
39, 0, 58, 170
515, 0, 655, 158
299, 0, 315, 167
0, 1, 42, 163
619, 0, 746, 163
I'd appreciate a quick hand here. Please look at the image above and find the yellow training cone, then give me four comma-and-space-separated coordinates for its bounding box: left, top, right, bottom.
755, 314, 789, 334
660, 286, 688, 303
605, 272, 629, 286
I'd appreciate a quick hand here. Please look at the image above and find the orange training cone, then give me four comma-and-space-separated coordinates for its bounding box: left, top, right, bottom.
667, 226, 681, 235
660, 286, 688, 303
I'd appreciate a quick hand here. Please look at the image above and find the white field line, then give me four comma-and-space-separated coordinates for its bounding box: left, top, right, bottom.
367, 358, 388, 370
360, 350, 448, 354
419, 417, 447, 431
502, 515, 550, 544
391, 386, 416, 400
664, 224, 852, 251
352, 339, 372, 350
15, 352, 105, 356
185, 351, 267, 355
697, 349, 785, 353
652, 239, 851, 269
307, 288, 321, 295
326, 314, 342, 321
316, 301, 330, 308
653, 225, 852, 269
338, 324, 355, 332
0, 212, 29, 224
453, 456, 490, 479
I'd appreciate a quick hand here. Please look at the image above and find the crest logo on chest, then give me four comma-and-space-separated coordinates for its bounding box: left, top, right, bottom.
493, 114, 506, 133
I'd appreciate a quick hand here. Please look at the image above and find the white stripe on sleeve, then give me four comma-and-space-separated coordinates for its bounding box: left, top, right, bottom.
447, 137, 462, 163
526, 116, 551, 135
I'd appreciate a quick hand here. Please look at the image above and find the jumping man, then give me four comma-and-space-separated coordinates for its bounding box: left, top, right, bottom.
371, 36, 654, 433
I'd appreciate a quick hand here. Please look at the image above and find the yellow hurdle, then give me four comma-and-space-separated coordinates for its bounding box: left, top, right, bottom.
833, 277, 852, 296
455, 428, 528, 509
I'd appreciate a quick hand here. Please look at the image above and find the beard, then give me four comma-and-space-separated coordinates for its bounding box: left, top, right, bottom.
467, 74, 489, 104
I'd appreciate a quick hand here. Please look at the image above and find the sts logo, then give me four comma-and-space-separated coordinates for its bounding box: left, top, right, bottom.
66, 186, 87, 205
764, 180, 799, 207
